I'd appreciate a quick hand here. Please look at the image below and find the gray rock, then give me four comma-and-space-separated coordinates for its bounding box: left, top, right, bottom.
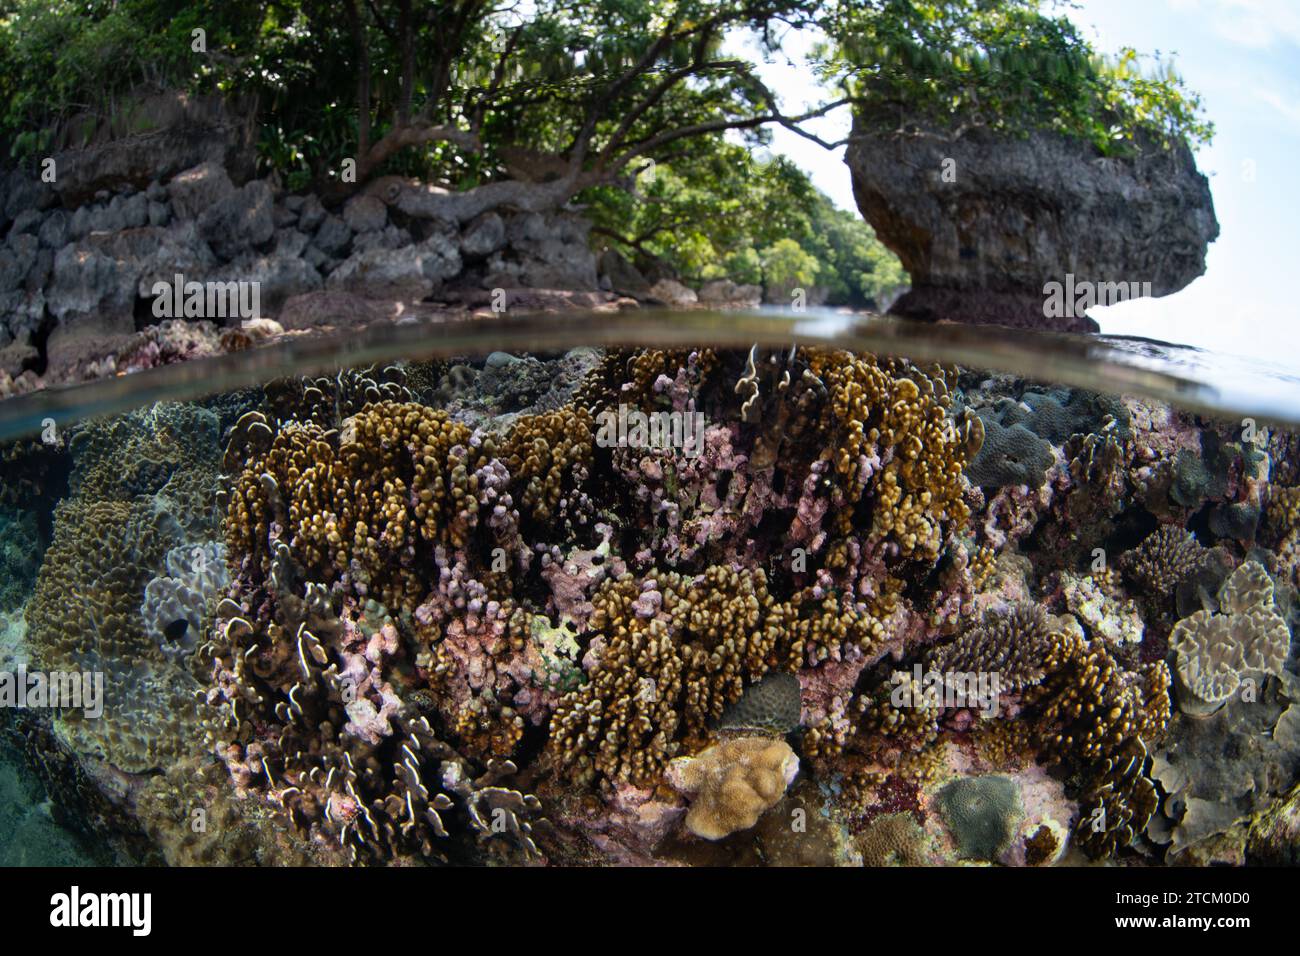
343, 194, 387, 233
273, 228, 310, 259
3, 171, 55, 221
647, 278, 697, 307
283, 195, 306, 213
8, 209, 43, 240
121, 192, 149, 229
489, 211, 597, 289
131, 223, 220, 295
312, 214, 352, 256
303, 243, 335, 273
844, 117, 1219, 331
460, 212, 506, 257
698, 278, 762, 309
0, 288, 45, 344
211, 254, 322, 316
198, 179, 275, 260
272, 204, 298, 229
89, 200, 125, 234
69, 206, 94, 240
38, 210, 69, 249
297, 195, 326, 232
147, 200, 170, 227
145, 180, 167, 202
0, 236, 39, 292
598, 248, 651, 298
350, 224, 410, 255
48, 242, 135, 321
167, 162, 235, 221
325, 231, 460, 300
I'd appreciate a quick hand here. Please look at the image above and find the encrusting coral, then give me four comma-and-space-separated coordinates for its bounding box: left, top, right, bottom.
1169, 560, 1290, 716
23, 403, 221, 772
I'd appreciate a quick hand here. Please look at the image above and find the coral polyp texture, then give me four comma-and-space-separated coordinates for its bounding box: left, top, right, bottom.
2, 345, 1298, 868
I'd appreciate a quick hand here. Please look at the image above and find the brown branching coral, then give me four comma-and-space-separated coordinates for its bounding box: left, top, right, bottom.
928, 605, 1078, 695
502, 405, 594, 524
224, 402, 483, 611
546, 563, 884, 787
545, 565, 791, 786
805, 350, 978, 560
1030, 641, 1171, 765
1120, 524, 1210, 605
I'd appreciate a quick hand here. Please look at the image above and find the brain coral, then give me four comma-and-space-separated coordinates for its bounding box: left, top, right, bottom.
966, 416, 1055, 490
719, 671, 802, 735
856, 811, 931, 866
666, 735, 799, 840
936, 775, 1024, 861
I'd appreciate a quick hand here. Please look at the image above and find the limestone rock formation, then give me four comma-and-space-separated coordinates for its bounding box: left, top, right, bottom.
844, 118, 1219, 332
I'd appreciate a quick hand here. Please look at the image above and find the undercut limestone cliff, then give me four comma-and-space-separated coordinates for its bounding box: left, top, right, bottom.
845, 118, 1219, 332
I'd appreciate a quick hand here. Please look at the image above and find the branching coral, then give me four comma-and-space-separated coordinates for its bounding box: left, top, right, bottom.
928, 605, 1078, 695
1120, 524, 1211, 620
546, 563, 882, 787
806, 350, 977, 560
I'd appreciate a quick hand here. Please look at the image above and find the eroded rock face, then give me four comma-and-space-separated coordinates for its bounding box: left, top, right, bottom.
845, 117, 1219, 332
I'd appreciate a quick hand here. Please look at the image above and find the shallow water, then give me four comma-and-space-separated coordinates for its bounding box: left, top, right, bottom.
1, 311, 1298, 867
3, 309, 1300, 444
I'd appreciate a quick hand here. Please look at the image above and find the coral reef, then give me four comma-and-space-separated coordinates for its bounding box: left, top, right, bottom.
2, 343, 1297, 869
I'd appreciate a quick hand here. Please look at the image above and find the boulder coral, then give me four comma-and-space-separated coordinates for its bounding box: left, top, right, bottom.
666, 736, 799, 840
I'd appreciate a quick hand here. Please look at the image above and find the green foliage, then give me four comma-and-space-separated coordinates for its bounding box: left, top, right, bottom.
820, 0, 1213, 154
584, 143, 906, 306
0, 0, 265, 159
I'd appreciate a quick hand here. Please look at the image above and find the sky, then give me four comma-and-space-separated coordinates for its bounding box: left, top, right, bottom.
743, 0, 1300, 367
